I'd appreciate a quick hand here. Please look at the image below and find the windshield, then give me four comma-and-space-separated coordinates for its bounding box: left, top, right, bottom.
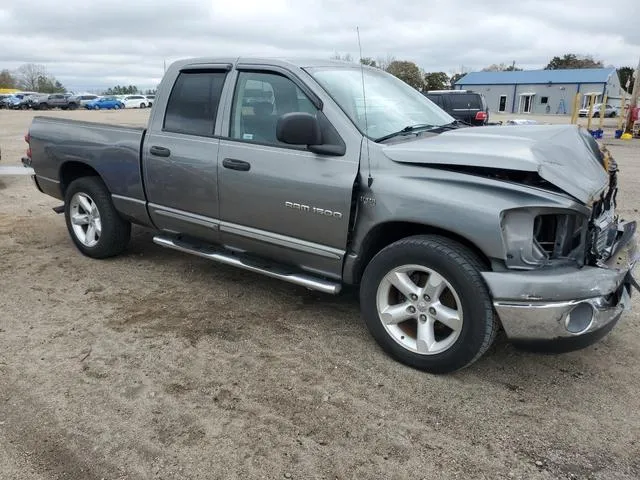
305, 66, 453, 140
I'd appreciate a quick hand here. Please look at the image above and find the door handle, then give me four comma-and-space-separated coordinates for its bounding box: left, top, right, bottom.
222, 158, 251, 171
150, 146, 171, 157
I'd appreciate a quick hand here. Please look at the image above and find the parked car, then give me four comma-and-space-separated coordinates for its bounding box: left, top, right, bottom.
0, 94, 10, 108
84, 97, 124, 110
145, 95, 155, 106
21, 57, 637, 374
7, 94, 34, 110
67, 94, 100, 109
121, 95, 150, 108
31, 93, 74, 110
579, 103, 617, 118
424, 90, 489, 126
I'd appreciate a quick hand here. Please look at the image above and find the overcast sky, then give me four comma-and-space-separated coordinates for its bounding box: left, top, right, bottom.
1, 0, 638, 92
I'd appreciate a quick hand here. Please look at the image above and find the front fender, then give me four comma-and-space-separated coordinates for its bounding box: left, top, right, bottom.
344, 166, 584, 283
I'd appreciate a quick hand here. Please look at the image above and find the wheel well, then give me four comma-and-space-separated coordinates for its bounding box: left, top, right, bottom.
59, 162, 100, 196
353, 221, 491, 284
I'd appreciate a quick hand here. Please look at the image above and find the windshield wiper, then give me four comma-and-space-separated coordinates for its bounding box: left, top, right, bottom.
374, 121, 469, 143
374, 124, 436, 143
426, 120, 471, 132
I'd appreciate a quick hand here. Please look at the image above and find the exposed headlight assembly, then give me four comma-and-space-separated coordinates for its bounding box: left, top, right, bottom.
500, 207, 589, 270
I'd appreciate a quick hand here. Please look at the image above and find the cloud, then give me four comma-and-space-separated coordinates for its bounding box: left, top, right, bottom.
0, 0, 638, 91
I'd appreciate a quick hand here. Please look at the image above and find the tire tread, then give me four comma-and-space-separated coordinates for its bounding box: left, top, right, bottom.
361, 234, 498, 373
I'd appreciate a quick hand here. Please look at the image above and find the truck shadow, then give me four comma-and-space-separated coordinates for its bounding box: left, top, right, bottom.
110, 226, 618, 385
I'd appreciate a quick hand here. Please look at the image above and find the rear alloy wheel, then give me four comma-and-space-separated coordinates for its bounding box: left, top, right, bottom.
64, 176, 131, 258
360, 235, 498, 374
139, 102, 145, 108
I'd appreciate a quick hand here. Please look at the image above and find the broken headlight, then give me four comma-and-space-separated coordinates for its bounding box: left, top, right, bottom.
500, 208, 588, 270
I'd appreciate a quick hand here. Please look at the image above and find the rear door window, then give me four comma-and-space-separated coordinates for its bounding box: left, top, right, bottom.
448, 94, 481, 110
163, 70, 228, 137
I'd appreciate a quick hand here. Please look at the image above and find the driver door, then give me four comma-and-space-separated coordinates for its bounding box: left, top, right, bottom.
217, 68, 360, 279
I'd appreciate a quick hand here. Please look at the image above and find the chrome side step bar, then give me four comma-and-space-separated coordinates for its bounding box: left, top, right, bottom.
153, 235, 342, 295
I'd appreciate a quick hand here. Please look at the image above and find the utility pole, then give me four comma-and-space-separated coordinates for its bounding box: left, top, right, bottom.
625, 55, 640, 133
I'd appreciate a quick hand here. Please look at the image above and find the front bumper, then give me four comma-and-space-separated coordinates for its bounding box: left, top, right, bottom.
483, 220, 638, 349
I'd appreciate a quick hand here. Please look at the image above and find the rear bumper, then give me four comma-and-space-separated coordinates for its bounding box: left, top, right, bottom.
483, 221, 638, 349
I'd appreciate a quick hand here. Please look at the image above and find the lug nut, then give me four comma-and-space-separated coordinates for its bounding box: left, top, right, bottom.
410, 294, 418, 301
407, 306, 416, 314
429, 307, 436, 315
419, 314, 427, 322
423, 294, 430, 301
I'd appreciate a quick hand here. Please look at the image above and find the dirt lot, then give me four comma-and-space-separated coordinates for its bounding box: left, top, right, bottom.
1, 108, 640, 480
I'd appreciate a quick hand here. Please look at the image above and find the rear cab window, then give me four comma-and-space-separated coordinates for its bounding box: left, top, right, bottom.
163, 70, 228, 137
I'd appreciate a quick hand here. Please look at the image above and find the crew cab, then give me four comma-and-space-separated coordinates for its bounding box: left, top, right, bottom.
22, 57, 638, 373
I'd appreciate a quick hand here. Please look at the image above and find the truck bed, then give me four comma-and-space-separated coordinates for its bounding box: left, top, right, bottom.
28, 116, 148, 212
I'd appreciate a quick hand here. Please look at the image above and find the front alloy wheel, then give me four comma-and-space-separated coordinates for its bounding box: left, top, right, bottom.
377, 265, 463, 355
360, 235, 498, 374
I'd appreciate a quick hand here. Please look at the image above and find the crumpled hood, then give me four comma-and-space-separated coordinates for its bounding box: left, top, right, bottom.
382, 124, 608, 204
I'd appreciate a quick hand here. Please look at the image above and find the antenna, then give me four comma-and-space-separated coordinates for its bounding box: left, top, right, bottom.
356, 26, 373, 188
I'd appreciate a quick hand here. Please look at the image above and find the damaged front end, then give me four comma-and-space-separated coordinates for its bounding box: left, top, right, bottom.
499, 145, 629, 272
484, 145, 639, 349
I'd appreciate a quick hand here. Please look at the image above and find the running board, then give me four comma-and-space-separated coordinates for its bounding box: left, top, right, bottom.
153, 235, 342, 295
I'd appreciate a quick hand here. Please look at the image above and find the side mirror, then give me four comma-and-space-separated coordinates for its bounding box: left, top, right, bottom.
276, 112, 322, 146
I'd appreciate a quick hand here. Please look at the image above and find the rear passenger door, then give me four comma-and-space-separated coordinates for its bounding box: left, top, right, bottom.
143, 67, 229, 243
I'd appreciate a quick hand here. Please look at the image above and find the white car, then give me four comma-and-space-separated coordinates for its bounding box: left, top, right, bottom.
578, 103, 617, 118
121, 95, 150, 109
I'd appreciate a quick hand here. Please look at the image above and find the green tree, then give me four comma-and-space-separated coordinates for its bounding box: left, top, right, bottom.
35, 75, 66, 93
360, 57, 377, 68
103, 85, 140, 95
424, 72, 450, 90
385, 60, 424, 90
545, 54, 603, 70
0, 69, 17, 89
617, 66, 635, 93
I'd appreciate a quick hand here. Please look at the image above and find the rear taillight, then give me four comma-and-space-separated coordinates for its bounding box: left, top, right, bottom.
475, 111, 487, 121
25, 131, 31, 158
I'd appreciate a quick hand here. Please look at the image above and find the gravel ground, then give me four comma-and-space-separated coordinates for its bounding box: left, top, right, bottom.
1, 108, 640, 480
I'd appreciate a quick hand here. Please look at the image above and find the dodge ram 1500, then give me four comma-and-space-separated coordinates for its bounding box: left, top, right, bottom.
22, 57, 638, 373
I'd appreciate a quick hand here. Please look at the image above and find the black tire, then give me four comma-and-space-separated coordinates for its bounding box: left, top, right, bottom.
360, 235, 498, 374
140, 102, 145, 108
64, 176, 131, 259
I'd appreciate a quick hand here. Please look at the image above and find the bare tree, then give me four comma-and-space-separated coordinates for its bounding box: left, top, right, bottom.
330, 52, 353, 62
16, 63, 48, 91
376, 54, 397, 72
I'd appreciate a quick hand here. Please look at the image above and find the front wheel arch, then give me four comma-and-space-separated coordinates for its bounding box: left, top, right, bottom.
345, 221, 492, 285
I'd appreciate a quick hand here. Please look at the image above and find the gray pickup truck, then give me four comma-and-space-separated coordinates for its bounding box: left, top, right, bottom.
22, 57, 638, 373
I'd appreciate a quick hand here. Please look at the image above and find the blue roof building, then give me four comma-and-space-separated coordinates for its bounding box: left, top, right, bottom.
454, 68, 625, 115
